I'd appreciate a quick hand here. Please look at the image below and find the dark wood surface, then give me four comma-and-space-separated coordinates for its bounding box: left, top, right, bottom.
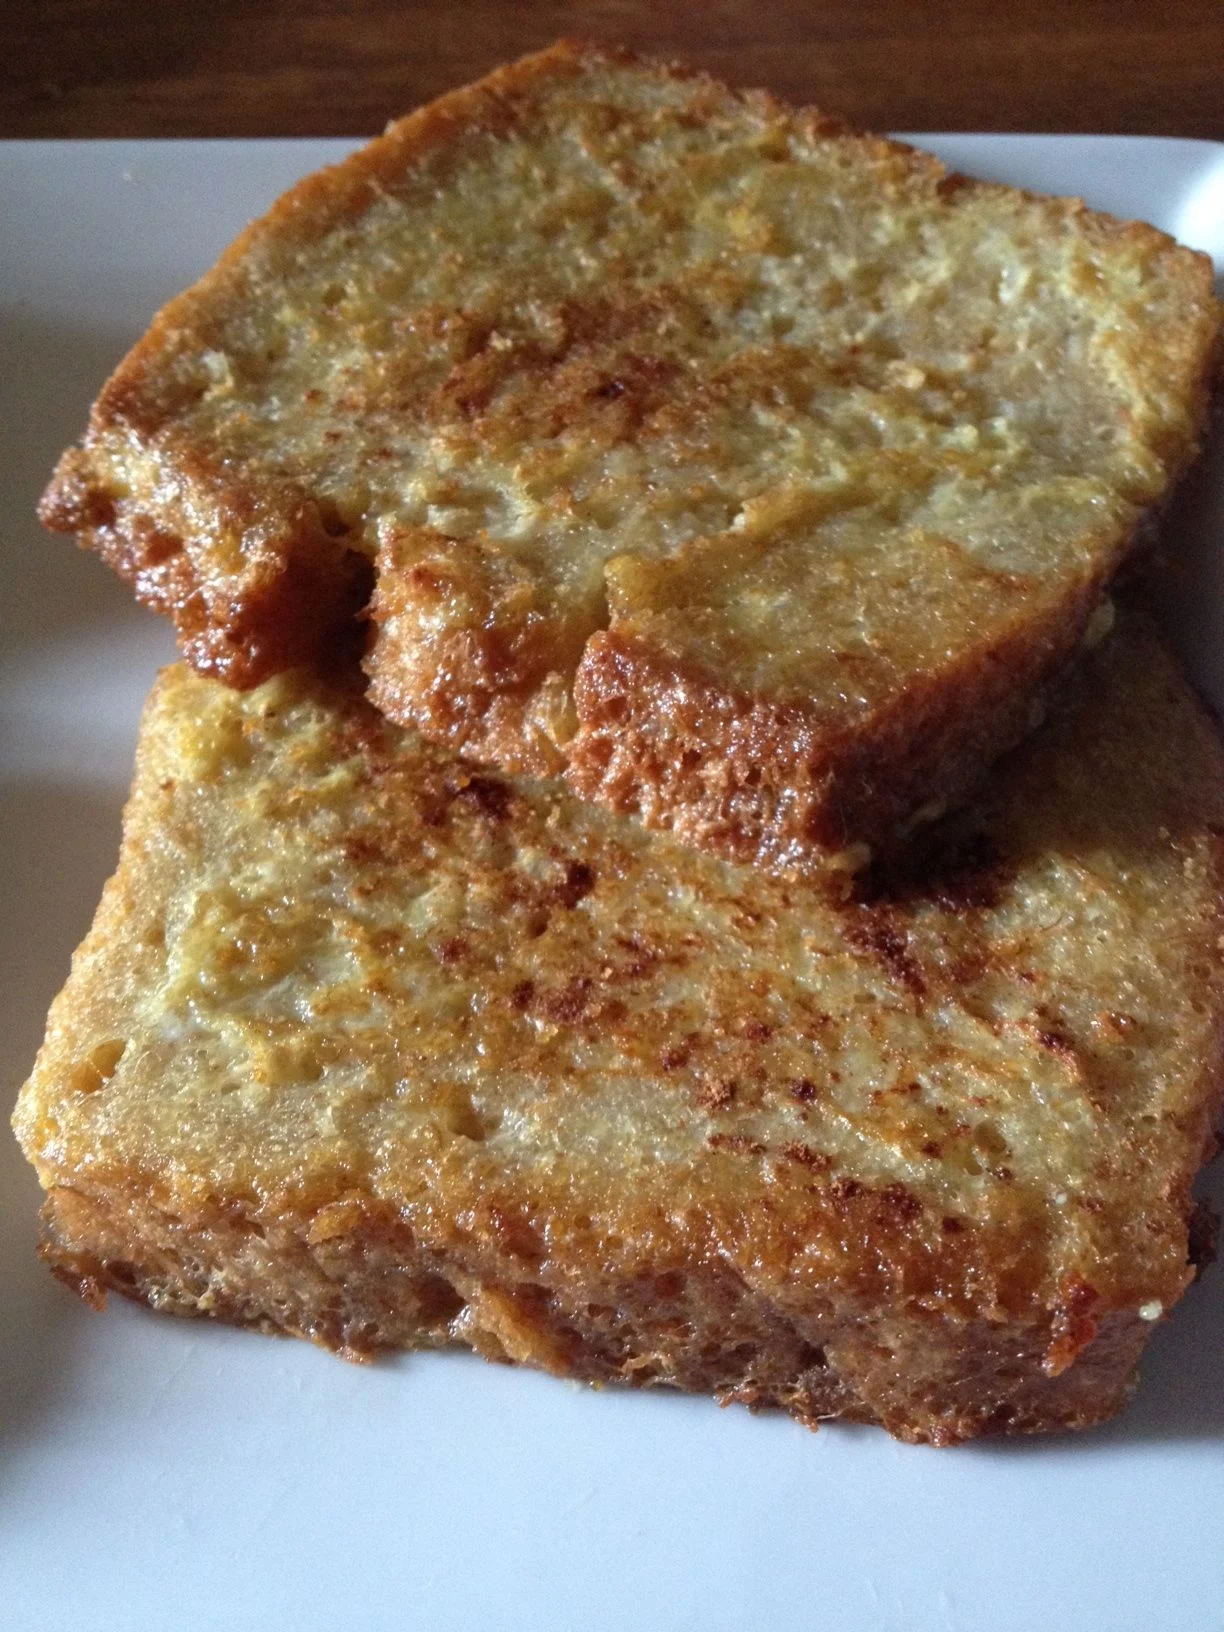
3, 0, 1223, 140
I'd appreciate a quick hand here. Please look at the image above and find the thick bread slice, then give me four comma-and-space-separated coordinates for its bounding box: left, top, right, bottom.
14, 611, 1224, 1444
39, 43, 1220, 873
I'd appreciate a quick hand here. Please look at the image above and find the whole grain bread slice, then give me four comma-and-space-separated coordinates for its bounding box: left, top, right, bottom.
39, 43, 1220, 875
14, 610, 1224, 1443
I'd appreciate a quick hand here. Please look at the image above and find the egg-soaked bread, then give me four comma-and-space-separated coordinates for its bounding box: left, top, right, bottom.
39, 43, 1220, 873
14, 612, 1224, 1443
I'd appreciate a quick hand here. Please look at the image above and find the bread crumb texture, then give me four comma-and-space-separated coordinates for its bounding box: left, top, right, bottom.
40, 43, 1221, 870
14, 613, 1224, 1442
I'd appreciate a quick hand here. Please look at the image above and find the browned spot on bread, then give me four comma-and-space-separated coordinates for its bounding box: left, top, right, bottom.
553, 860, 596, 908
452, 774, 513, 821
780, 1142, 831, 1170
843, 910, 928, 999
697, 1075, 738, 1112
1036, 1027, 1079, 1060
1046, 1277, 1101, 1377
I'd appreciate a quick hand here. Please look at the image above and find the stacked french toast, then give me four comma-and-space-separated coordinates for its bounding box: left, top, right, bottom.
15, 41, 1224, 1443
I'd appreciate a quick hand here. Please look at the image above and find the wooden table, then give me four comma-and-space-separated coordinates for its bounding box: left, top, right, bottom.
3, 0, 1222, 139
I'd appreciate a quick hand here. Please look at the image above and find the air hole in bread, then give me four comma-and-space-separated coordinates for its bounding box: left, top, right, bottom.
441, 1091, 500, 1142
415, 1274, 465, 1325
315, 496, 353, 538
105, 1259, 138, 1292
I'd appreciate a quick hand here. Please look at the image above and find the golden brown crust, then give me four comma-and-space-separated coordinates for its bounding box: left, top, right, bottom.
36, 1183, 1150, 1444
39, 40, 1222, 868
566, 563, 1110, 868
13, 610, 1224, 1442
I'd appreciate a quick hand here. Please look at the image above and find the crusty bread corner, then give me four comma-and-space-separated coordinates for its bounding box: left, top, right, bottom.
38, 40, 1222, 874
565, 566, 1113, 871
14, 610, 1224, 1443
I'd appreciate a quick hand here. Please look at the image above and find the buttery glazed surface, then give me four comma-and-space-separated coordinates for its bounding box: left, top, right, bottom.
40, 43, 1220, 868
15, 615, 1224, 1440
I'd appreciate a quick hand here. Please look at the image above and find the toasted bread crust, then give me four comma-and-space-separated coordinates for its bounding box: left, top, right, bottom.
37, 1183, 1152, 1444
40, 41, 1221, 867
45, 447, 375, 682
567, 565, 1110, 869
14, 612, 1224, 1442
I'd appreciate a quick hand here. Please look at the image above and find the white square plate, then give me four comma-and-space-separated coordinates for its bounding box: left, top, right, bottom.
2, 135, 1223, 1632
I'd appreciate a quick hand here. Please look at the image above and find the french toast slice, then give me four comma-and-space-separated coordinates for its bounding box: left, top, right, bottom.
13, 611, 1224, 1444
39, 43, 1220, 874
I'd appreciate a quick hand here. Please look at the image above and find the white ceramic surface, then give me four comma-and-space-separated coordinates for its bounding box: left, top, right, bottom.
2, 135, 1222, 1632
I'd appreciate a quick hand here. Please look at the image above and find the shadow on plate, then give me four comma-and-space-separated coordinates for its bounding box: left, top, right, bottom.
1098, 1238, 1224, 1444
1149, 409, 1224, 712
968, 1169, 1224, 1457
0, 776, 128, 1455
0, 308, 161, 1456
0, 1130, 80, 1459
0, 311, 147, 651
